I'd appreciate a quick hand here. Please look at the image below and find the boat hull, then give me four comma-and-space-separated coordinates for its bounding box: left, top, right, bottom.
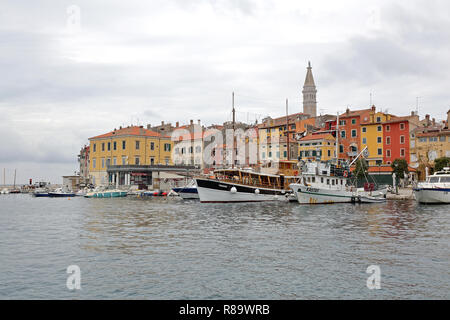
172, 187, 199, 199
48, 192, 75, 197
413, 188, 450, 204
195, 178, 288, 203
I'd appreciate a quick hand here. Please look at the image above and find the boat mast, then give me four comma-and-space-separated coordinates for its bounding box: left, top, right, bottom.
286, 98, 290, 161
232, 91, 236, 169
13, 169, 16, 189
335, 112, 339, 165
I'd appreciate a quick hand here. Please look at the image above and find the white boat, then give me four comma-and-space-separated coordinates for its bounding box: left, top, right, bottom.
413, 167, 450, 204
1, 188, 10, 194
289, 160, 387, 204
195, 167, 297, 203
172, 180, 199, 199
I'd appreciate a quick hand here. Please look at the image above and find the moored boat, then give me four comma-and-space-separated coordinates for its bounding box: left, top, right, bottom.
195, 166, 298, 203
413, 167, 450, 204
172, 180, 199, 199
48, 188, 76, 197
84, 189, 128, 198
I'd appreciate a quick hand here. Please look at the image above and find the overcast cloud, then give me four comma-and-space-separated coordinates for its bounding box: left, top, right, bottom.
1, 0, 449, 183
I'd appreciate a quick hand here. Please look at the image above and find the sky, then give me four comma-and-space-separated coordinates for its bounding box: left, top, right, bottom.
1, 0, 449, 184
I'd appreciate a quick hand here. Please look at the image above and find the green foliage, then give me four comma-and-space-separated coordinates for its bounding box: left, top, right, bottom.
434, 157, 450, 172
354, 158, 368, 180
391, 158, 409, 181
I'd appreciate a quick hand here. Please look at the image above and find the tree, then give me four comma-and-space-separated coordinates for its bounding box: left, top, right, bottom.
391, 159, 409, 191
434, 157, 450, 172
354, 158, 368, 180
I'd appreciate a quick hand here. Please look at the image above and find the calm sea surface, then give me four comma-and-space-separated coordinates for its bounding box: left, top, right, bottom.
0, 194, 449, 299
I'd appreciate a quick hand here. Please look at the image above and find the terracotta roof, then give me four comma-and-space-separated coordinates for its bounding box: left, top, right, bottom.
259, 113, 309, 129
89, 126, 165, 140
299, 133, 335, 142
339, 108, 372, 119
383, 115, 416, 124
417, 129, 450, 137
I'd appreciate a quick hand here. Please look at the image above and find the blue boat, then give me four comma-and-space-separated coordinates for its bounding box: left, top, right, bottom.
172, 181, 199, 199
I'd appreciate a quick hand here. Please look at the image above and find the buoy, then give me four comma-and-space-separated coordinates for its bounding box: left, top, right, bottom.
255, 189, 260, 194
230, 187, 237, 194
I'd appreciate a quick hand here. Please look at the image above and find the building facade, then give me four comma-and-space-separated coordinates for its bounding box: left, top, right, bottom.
298, 133, 336, 162
89, 126, 173, 186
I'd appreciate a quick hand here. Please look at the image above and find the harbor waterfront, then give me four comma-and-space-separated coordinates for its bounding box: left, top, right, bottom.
0, 194, 449, 299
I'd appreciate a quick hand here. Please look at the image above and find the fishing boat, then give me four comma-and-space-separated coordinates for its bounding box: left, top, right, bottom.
289, 159, 387, 204
172, 180, 199, 199
413, 167, 450, 204
48, 188, 76, 197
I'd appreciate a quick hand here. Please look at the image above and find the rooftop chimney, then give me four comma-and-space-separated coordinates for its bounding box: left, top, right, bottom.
198, 119, 201, 125
346, 108, 350, 115
161, 121, 164, 126
190, 119, 194, 125
371, 105, 376, 112
432, 118, 436, 125
147, 124, 151, 130
176, 121, 179, 128
425, 114, 430, 126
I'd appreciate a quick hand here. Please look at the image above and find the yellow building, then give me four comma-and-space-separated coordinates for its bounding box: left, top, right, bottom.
298, 133, 336, 161
89, 126, 173, 185
360, 110, 391, 166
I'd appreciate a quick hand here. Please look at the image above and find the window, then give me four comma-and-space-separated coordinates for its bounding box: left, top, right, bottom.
339, 145, 344, 153
107, 142, 111, 151
400, 123, 405, 130
377, 137, 382, 143
269, 152, 272, 157
400, 135, 405, 144
386, 136, 391, 145
113, 157, 117, 165
165, 144, 172, 152
377, 126, 382, 132
93, 158, 96, 168
135, 141, 140, 150
351, 119, 356, 125
430, 137, 438, 142
419, 137, 427, 143
339, 120, 346, 126
102, 143, 105, 151
122, 156, 127, 164
362, 138, 367, 144
376, 116, 381, 122
284, 151, 287, 158
195, 146, 201, 153
165, 158, 169, 165
262, 152, 266, 159
351, 129, 357, 137
377, 148, 382, 155
386, 149, 391, 157
400, 148, 405, 157
327, 150, 331, 157
386, 125, 390, 132
113, 141, 117, 150
150, 142, 155, 150
189, 146, 193, 154
122, 140, 126, 150
362, 127, 367, 133
341, 130, 346, 138
150, 157, 154, 165
135, 157, 140, 165
93, 144, 96, 152
106, 158, 110, 167
101, 158, 105, 168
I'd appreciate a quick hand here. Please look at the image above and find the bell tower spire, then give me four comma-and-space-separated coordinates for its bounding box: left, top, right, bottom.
302, 61, 317, 117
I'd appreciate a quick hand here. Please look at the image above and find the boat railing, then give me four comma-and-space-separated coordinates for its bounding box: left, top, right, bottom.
208, 176, 286, 190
